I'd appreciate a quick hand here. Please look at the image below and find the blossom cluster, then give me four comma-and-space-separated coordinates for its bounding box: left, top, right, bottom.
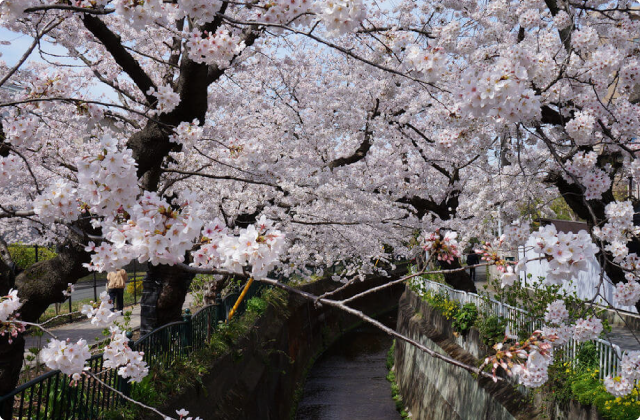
186, 29, 245, 68
26, 71, 71, 100
485, 332, 553, 389
254, 0, 315, 26
457, 60, 541, 123
41, 338, 92, 379
541, 300, 603, 346
613, 100, 640, 137
541, 324, 573, 346
573, 316, 603, 342
80, 291, 120, 327
0, 154, 20, 185
319, 0, 366, 37
552, 11, 571, 29
169, 119, 203, 148
541, 300, 573, 346
571, 26, 599, 53
605, 351, 640, 396
103, 327, 148, 383
530, 224, 597, 285
435, 129, 461, 148
490, 299, 608, 390
604, 375, 634, 397
565, 111, 595, 145
29, 135, 138, 229
613, 280, 640, 307
4, 113, 39, 147
406, 45, 447, 82
564, 151, 611, 200
544, 300, 569, 324
84, 191, 204, 272
191, 216, 286, 278
75, 135, 139, 220
421, 230, 461, 263
502, 220, 530, 246
0, 290, 24, 344
147, 85, 181, 115
112, 0, 164, 30
594, 201, 639, 262
512, 349, 552, 388
177, 0, 221, 25
620, 60, 640, 90
33, 179, 78, 225
518, 9, 541, 29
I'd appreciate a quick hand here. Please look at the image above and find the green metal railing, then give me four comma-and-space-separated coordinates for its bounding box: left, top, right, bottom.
0, 281, 261, 420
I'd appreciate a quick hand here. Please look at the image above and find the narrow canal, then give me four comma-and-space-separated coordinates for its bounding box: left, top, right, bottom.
295, 312, 401, 420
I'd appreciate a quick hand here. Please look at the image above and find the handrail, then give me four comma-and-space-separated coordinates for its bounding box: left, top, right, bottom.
133, 303, 219, 345
0, 353, 105, 401
414, 276, 628, 381
134, 319, 189, 345
0, 285, 265, 419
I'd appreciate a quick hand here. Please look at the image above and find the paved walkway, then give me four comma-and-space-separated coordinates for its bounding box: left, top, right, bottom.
25, 305, 142, 352
24, 295, 195, 353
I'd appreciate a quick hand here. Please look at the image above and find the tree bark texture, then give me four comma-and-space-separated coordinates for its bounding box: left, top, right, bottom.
0, 238, 89, 404
140, 263, 194, 335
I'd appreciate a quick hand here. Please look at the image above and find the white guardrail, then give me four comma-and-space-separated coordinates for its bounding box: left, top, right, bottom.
412, 277, 624, 381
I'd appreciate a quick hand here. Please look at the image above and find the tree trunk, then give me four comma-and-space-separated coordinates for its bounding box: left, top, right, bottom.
0, 237, 89, 405
140, 264, 194, 335
0, 334, 24, 419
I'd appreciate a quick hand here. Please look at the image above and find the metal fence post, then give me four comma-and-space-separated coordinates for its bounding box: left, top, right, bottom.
93, 272, 97, 302
126, 330, 135, 350
215, 296, 224, 324
69, 295, 73, 323
183, 308, 193, 354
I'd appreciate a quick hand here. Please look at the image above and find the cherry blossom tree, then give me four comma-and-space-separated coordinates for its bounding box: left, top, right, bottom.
1, 0, 640, 411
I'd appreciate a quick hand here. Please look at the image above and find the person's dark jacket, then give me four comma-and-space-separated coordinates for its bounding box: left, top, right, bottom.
466, 252, 480, 266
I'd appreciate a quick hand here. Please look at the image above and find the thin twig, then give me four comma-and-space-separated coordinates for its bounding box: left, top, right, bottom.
17, 321, 58, 340
84, 371, 176, 419
255, 276, 501, 381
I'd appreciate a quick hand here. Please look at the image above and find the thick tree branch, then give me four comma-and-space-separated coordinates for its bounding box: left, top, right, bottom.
82, 15, 156, 102
328, 98, 380, 169
25, 5, 114, 14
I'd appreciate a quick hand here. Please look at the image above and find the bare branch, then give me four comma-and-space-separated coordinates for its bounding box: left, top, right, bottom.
255, 276, 501, 381
24, 5, 115, 14
82, 15, 156, 103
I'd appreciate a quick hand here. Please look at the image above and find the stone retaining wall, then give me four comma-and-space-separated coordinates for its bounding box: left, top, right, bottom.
394, 287, 604, 420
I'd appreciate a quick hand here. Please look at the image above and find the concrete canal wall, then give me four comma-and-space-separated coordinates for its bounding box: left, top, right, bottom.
394, 288, 604, 420
151, 269, 406, 420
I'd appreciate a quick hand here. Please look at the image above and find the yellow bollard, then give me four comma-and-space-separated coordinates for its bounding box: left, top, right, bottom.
227, 277, 254, 321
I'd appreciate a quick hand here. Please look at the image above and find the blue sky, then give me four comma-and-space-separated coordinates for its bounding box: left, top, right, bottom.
1, 27, 120, 101
1, 27, 76, 66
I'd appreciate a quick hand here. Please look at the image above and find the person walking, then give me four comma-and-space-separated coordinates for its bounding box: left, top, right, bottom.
466, 248, 480, 282
107, 268, 127, 312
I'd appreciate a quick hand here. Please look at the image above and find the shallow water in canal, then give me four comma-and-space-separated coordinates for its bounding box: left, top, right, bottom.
295, 312, 401, 420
